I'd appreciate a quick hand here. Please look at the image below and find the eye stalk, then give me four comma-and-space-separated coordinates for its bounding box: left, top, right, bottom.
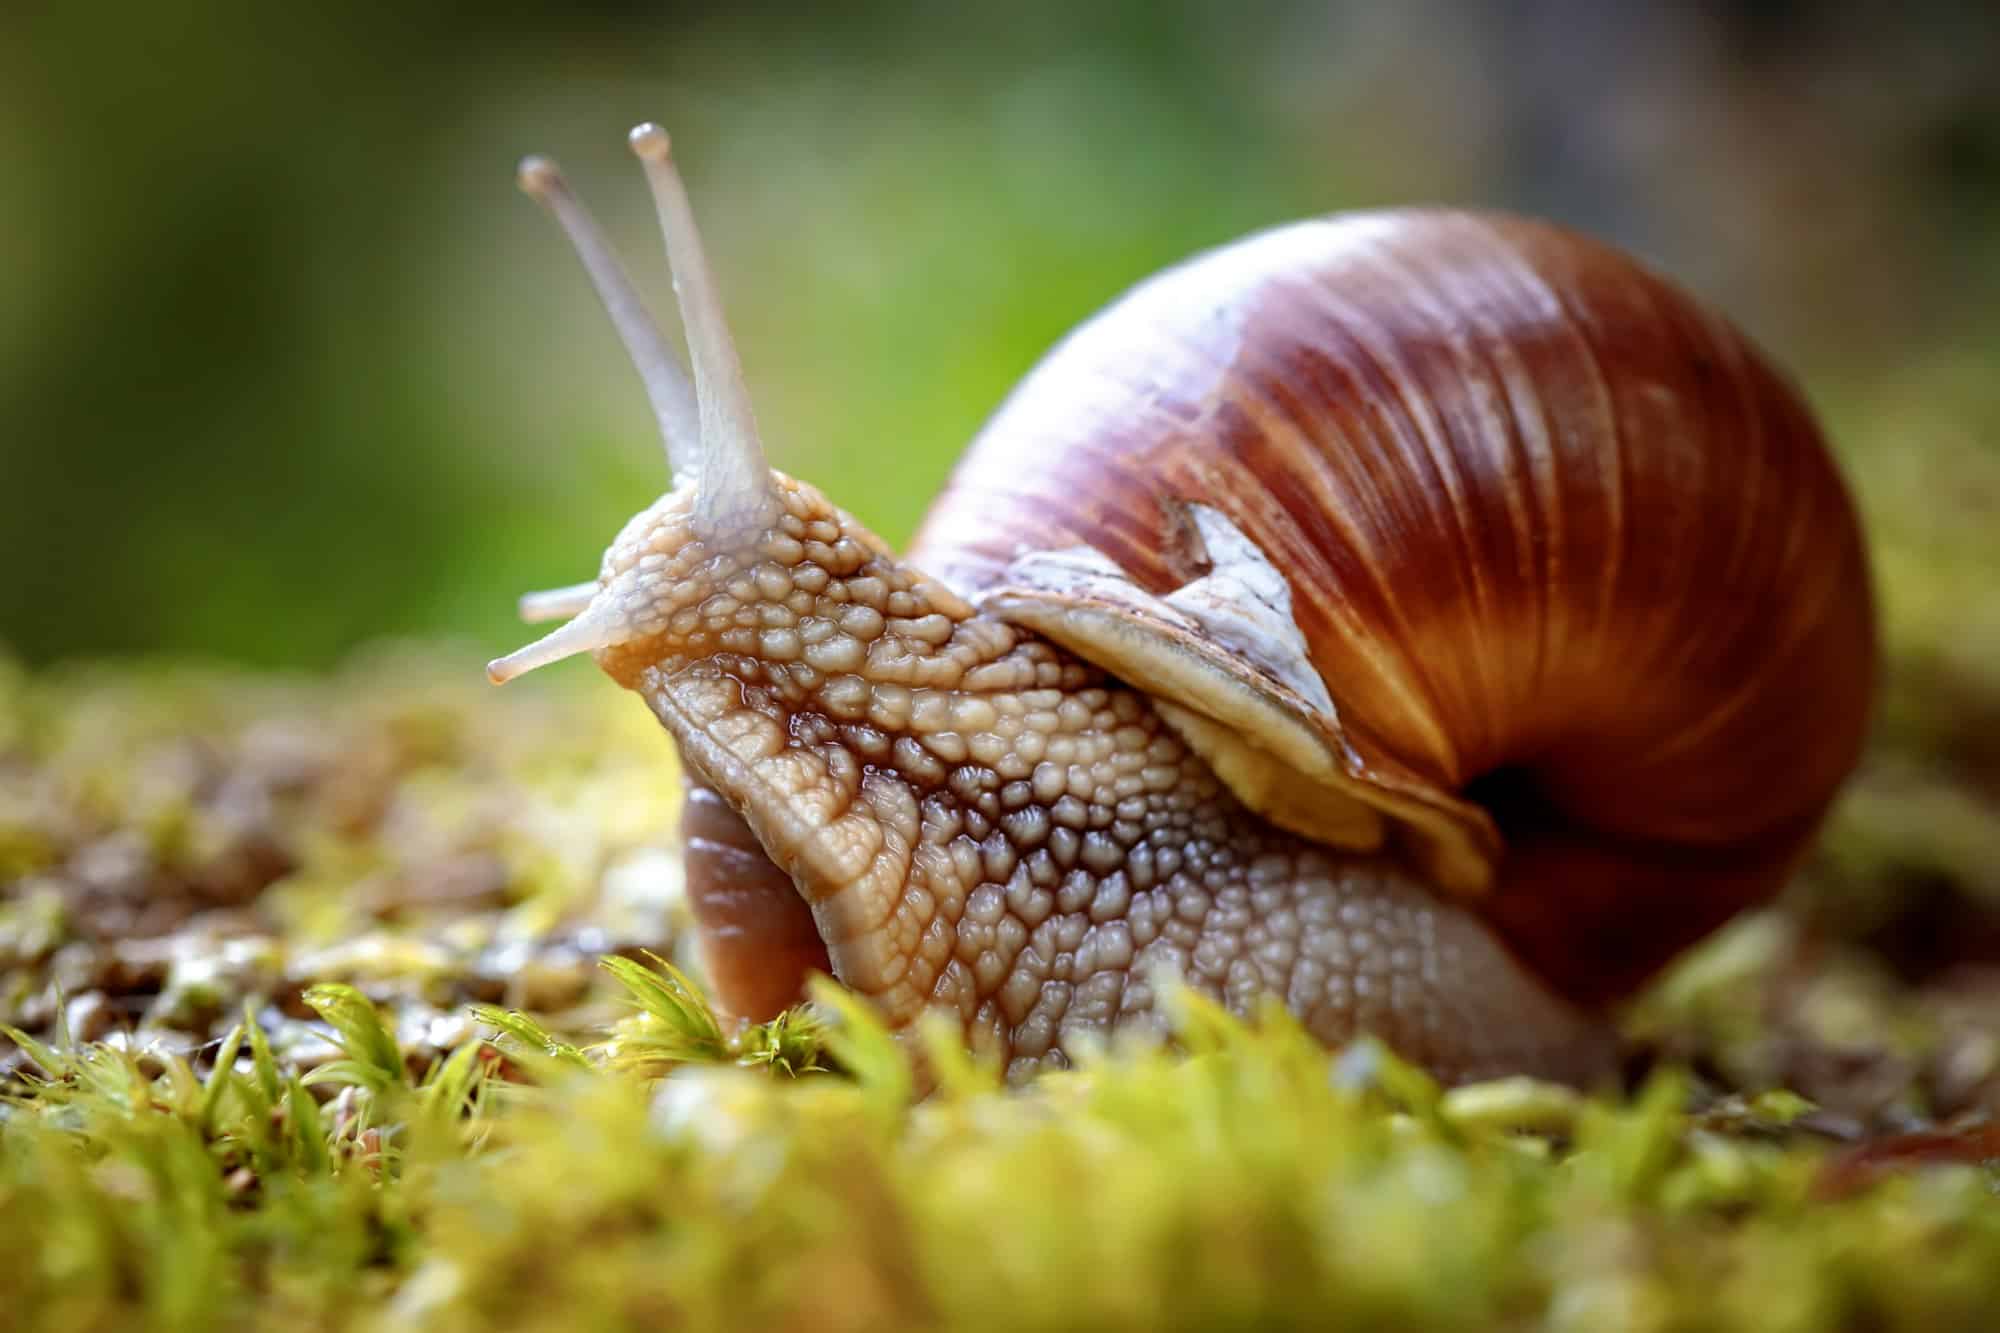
514, 153, 700, 473
628, 124, 775, 540
491, 124, 779, 685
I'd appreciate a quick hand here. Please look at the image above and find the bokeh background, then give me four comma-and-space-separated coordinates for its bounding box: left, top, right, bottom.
5, 1, 1997, 949
5, 0, 1994, 661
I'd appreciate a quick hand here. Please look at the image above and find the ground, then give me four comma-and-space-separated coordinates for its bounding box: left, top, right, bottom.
2, 640, 1997, 1332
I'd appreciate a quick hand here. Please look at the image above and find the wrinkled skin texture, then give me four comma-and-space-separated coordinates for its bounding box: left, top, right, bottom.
592, 475, 1613, 1085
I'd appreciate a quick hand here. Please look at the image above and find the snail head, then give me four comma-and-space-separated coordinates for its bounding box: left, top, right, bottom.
488, 123, 787, 686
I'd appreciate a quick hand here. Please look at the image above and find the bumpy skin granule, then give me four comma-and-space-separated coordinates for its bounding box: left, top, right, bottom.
592, 476, 1614, 1086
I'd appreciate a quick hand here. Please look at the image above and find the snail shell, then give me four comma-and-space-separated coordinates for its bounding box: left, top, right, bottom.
913, 209, 1875, 1004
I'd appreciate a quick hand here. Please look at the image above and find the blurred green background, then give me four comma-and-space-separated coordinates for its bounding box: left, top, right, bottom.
3, 0, 1996, 682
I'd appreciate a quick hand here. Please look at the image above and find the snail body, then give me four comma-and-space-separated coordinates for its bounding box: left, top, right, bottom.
490, 126, 1874, 1085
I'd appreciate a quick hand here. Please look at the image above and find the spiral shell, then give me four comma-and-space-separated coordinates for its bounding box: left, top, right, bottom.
911, 209, 1875, 1003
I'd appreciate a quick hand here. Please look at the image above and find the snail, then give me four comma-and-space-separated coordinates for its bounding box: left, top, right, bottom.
488, 124, 1875, 1085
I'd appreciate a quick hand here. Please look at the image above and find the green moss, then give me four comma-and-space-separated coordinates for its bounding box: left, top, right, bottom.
2, 650, 1997, 1330
5, 967, 2000, 1332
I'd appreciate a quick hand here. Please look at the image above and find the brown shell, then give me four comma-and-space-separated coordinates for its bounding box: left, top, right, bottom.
908, 209, 1876, 1005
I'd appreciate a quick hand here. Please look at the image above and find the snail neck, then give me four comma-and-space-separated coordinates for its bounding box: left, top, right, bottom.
636, 613, 1214, 1034
606, 478, 1224, 1027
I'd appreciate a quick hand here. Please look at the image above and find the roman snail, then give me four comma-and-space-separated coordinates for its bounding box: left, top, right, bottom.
488, 123, 1875, 1085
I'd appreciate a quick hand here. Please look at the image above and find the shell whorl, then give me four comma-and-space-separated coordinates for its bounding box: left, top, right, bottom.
911, 209, 1876, 1003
